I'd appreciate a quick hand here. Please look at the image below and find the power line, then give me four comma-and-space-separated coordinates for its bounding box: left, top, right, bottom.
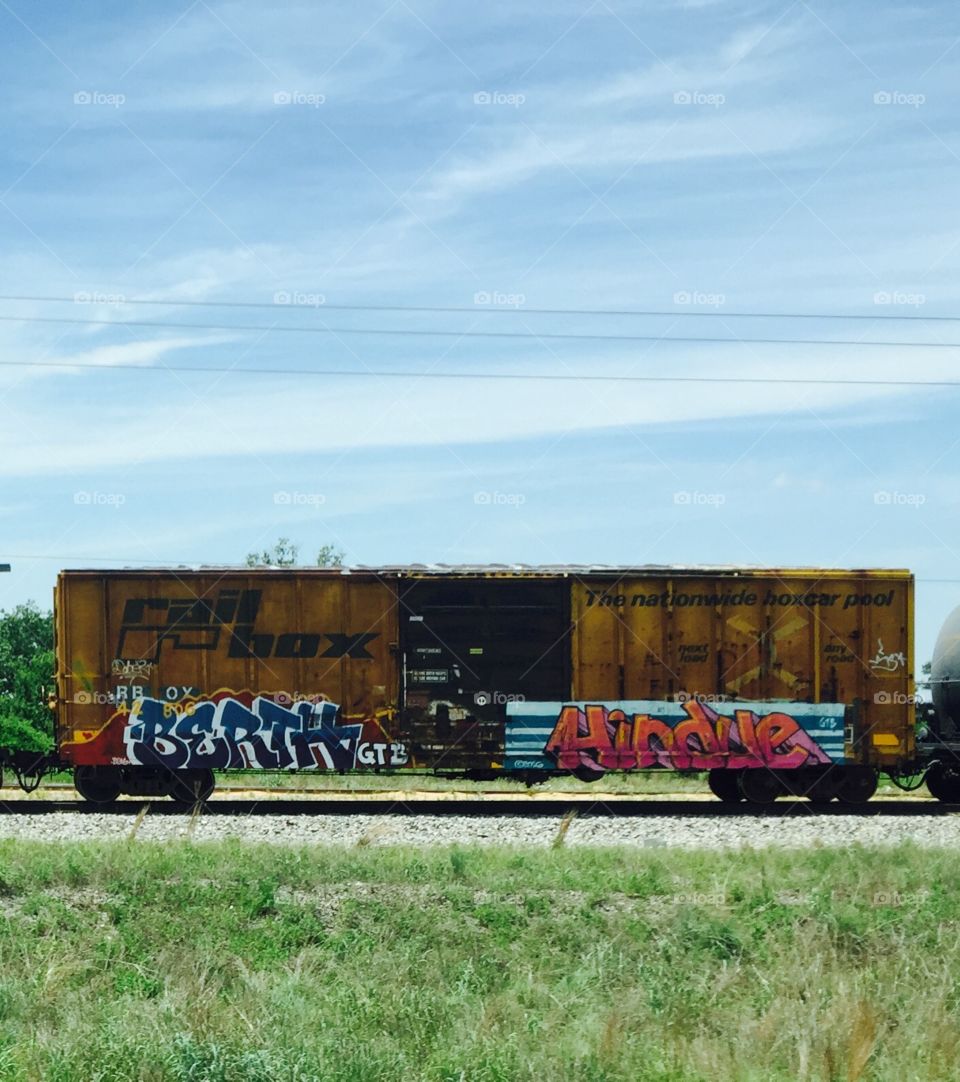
0, 293, 955, 323
0, 312, 959, 349
3, 356, 960, 387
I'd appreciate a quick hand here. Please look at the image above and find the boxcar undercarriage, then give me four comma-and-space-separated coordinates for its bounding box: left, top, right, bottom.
1, 751, 958, 806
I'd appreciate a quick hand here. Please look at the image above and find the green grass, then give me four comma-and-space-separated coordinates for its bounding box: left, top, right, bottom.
0, 841, 956, 1080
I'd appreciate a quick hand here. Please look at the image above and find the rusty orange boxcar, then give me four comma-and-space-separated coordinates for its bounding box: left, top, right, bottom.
46, 565, 920, 805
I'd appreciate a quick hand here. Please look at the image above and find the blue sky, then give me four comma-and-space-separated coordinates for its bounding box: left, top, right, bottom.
0, 0, 958, 664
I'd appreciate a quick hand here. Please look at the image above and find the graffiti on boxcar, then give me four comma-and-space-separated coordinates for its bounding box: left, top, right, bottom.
116, 691, 408, 771
540, 700, 834, 774
868, 638, 906, 673
114, 588, 379, 662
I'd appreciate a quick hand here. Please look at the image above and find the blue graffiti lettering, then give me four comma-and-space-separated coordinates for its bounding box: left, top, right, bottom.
123, 696, 365, 770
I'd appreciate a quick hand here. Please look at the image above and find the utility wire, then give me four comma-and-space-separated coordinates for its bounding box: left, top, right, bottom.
3, 357, 960, 387
0, 293, 953, 323
0, 312, 958, 349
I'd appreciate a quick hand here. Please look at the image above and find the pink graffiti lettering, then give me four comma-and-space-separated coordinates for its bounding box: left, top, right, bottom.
544, 701, 831, 774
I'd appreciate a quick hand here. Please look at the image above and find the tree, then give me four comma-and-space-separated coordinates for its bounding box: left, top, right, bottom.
316, 544, 345, 567
244, 539, 345, 568
0, 602, 55, 751
244, 538, 300, 567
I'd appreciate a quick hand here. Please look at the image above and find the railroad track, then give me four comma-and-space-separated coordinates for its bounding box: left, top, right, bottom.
0, 795, 952, 817
0, 782, 940, 801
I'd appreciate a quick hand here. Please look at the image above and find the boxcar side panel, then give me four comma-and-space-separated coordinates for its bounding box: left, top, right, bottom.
859, 574, 915, 763
55, 566, 913, 777
57, 572, 401, 771
571, 571, 913, 766
56, 575, 110, 749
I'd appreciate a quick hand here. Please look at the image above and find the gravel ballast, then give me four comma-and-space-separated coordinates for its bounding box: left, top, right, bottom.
0, 809, 957, 848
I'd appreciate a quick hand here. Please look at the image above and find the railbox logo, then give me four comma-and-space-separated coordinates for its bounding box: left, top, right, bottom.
116, 589, 378, 662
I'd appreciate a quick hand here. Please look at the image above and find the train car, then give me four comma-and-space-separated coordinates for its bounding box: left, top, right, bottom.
925, 603, 960, 801
46, 565, 920, 805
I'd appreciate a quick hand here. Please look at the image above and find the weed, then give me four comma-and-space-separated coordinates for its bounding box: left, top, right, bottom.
0, 841, 951, 1079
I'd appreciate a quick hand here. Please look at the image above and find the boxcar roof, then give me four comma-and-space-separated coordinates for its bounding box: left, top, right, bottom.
58, 564, 913, 577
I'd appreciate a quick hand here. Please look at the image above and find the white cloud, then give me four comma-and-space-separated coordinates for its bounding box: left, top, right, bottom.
417, 109, 834, 213
0, 344, 949, 476
589, 19, 805, 105
0, 333, 239, 396
54, 335, 234, 370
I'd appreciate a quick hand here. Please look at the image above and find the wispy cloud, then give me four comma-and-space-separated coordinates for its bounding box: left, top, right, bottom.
0, 0, 958, 663
417, 108, 834, 212
0, 333, 239, 392
0, 343, 949, 475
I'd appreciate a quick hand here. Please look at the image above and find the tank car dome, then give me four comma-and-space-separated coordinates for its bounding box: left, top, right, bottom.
932, 603, 960, 737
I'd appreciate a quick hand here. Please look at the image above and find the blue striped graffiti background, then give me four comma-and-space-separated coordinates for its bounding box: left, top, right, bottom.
504, 700, 847, 771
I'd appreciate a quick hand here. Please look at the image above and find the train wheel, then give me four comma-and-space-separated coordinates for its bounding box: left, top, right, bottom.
74, 766, 122, 804
739, 770, 781, 805
836, 767, 878, 805
168, 769, 215, 803
926, 762, 960, 803
573, 764, 605, 783
805, 771, 840, 804
708, 769, 743, 803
